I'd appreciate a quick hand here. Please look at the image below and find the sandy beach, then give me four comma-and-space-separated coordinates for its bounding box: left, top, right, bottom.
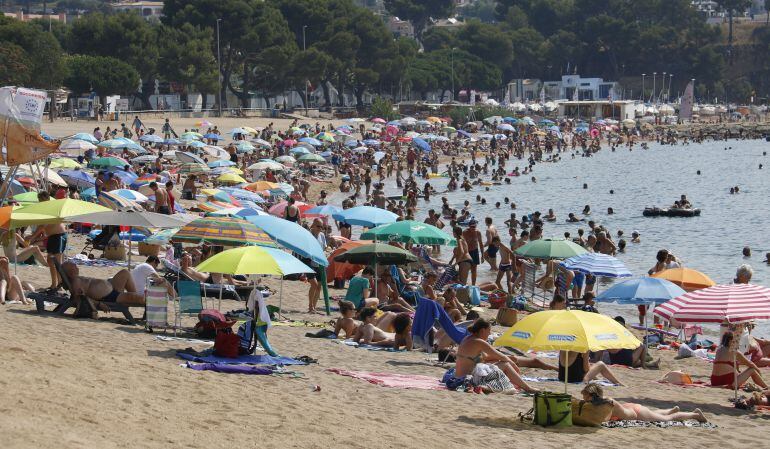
0, 116, 768, 448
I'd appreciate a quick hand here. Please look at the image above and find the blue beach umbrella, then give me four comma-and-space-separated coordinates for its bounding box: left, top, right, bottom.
595, 277, 686, 305
107, 169, 139, 185
332, 206, 398, 227
362, 139, 380, 146
562, 253, 632, 278
203, 133, 223, 140
412, 137, 431, 153
289, 146, 311, 155
457, 129, 472, 138
71, 133, 99, 144
219, 187, 265, 203
140, 134, 164, 143
246, 215, 328, 267
305, 204, 343, 217
58, 169, 96, 188
299, 137, 323, 147
208, 160, 236, 168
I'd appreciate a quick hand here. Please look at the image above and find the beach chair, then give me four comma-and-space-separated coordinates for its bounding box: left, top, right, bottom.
29, 259, 137, 324
145, 280, 170, 332
521, 260, 549, 309
174, 280, 204, 336
389, 265, 421, 305
162, 258, 244, 301
80, 225, 120, 257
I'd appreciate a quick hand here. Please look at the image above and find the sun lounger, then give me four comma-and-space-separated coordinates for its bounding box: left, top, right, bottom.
162, 258, 246, 301
30, 259, 137, 324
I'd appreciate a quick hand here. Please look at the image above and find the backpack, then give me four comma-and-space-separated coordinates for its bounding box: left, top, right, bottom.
214, 328, 240, 358
237, 320, 257, 355
194, 309, 235, 338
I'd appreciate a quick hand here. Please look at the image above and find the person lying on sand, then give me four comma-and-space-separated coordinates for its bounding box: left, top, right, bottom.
445, 319, 539, 393
334, 300, 360, 338
580, 383, 707, 423
353, 307, 396, 347
61, 261, 145, 315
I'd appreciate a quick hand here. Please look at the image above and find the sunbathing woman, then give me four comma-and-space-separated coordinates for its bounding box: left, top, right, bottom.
0, 256, 34, 304
353, 307, 396, 347
1, 229, 48, 266
711, 331, 768, 389
580, 383, 707, 423
559, 350, 624, 386
446, 319, 539, 393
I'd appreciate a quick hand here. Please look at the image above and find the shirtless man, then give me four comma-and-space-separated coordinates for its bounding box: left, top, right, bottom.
462, 220, 483, 285
483, 217, 499, 271
493, 236, 515, 293
595, 231, 617, 255
28, 192, 68, 289
353, 307, 396, 347
150, 182, 170, 214
333, 300, 360, 338
61, 261, 144, 315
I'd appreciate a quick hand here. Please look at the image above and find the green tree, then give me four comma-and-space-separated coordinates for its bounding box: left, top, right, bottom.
159, 24, 219, 108
715, 0, 752, 64
0, 15, 66, 89
0, 44, 32, 86
458, 0, 497, 23
370, 96, 397, 120
384, 0, 455, 41
63, 55, 140, 104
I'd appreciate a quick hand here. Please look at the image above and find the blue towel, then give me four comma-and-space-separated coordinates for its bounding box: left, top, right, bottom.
411, 296, 469, 349
185, 362, 274, 374
177, 352, 306, 366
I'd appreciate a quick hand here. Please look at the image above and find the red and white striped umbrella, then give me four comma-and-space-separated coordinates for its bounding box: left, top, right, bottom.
654, 284, 770, 324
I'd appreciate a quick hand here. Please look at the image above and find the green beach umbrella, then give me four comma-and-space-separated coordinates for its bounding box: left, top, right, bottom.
333, 243, 417, 265
297, 153, 326, 164
12, 192, 39, 204
88, 156, 129, 169
15, 199, 110, 223
360, 220, 456, 246
514, 238, 588, 260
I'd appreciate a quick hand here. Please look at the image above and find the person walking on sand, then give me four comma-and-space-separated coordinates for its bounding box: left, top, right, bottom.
462, 220, 483, 285
483, 217, 499, 271
150, 182, 170, 214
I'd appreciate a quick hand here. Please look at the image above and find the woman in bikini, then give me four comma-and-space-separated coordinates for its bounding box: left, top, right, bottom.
559, 351, 624, 385
448, 226, 472, 285
711, 331, 768, 388
0, 256, 33, 304
581, 383, 707, 423
448, 319, 539, 393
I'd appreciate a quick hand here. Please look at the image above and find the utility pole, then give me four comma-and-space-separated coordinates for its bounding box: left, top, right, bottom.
216, 18, 223, 117
303, 25, 308, 117
450, 47, 456, 103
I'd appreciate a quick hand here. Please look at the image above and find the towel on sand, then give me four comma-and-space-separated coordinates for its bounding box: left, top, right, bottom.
339, 340, 405, 352
185, 362, 274, 375
602, 420, 716, 429
327, 368, 447, 390
177, 352, 306, 366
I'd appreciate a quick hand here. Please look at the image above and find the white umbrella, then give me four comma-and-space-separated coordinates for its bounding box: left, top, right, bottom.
59, 139, 97, 152
248, 161, 284, 171
176, 151, 205, 164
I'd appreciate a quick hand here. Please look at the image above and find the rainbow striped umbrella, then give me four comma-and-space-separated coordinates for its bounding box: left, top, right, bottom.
196, 201, 234, 213
97, 191, 143, 211
171, 216, 276, 247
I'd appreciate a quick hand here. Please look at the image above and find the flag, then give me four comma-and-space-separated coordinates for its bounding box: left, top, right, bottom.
680, 81, 694, 121
0, 87, 59, 165
539, 87, 545, 104
572, 88, 579, 101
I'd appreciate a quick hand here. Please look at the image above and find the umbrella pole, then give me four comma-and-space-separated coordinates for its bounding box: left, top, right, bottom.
564, 350, 569, 394
218, 283, 223, 311
734, 351, 738, 402
278, 277, 283, 319
127, 226, 132, 270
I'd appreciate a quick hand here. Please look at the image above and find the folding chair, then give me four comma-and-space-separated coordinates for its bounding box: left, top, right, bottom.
145, 279, 170, 333
521, 260, 549, 309
174, 280, 204, 335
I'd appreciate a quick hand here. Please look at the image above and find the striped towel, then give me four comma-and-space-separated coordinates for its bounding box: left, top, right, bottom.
145, 285, 169, 328
434, 266, 457, 291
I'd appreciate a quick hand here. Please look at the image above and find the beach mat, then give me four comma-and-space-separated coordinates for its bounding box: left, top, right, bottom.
521, 376, 619, 387
177, 352, 306, 366
656, 380, 709, 388
184, 362, 274, 375
327, 368, 447, 390
155, 335, 214, 346
602, 420, 717, 429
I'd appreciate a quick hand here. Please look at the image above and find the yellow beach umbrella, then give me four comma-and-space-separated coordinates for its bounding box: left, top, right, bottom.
494, 310, 640, 392
246, 181, 279, 191
426, 116, 442, 123
241, 126, 259, 135
15, 199, 110, 224
49, 158, 82, 169
200, 188, 223, 197
217, 173, 247, 184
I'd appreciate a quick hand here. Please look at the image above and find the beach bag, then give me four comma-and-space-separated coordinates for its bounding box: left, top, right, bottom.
488, 291, 507, 309
214, 329, 240, 358
533, 392, 572, 427
571, 398, 613, 427
469, 286, 481, 306
237, 320, 257, 355
194, 309, 235, 338
496, 308, 517, 327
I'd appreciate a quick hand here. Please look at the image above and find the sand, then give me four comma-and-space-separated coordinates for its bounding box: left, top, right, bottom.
0, 116, 767, 448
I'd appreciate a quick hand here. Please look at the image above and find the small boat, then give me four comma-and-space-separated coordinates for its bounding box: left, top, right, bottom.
643, 207, 701, 217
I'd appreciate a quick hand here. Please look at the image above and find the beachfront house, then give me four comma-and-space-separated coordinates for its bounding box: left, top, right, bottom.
557, 100, 636, 120
507, 75, 619, 103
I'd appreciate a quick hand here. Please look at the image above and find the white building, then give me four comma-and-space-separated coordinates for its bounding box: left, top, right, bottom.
111, 1, 164, 21
543, 75, 618, 101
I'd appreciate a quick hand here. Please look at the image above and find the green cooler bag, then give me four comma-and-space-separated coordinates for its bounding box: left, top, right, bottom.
533, 392, 572, 427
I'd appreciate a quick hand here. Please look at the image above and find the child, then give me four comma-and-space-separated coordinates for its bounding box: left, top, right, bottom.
333, 300, 360, 338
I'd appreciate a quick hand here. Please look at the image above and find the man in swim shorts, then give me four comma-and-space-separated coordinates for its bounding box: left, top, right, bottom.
462, 220, 483, 285
27, 192, 68, 289
484, 217, 499, 271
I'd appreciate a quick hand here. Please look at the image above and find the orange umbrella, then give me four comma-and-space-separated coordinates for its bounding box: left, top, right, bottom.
652, 268, 716, 292
245, 181, 279, 192
0, 206, 11, 229
326, 240, 373, 281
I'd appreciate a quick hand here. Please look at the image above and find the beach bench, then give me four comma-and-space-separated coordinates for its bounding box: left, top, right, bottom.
29, 259, 138, 325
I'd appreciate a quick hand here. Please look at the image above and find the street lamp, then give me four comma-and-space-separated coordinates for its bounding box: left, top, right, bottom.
303, 25, 308, 116
651, 72, 656, 103
641, 74, 645, 101
668, 73, 673, 102
216, 18, 222, 117
450, 47, 456, 103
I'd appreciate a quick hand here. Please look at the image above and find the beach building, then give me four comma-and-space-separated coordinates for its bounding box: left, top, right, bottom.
3, 11, 69, 23
110, 1, 164, 21
557, 100, 636, 120
387, 16, 414, 38
508, 75, 618, 102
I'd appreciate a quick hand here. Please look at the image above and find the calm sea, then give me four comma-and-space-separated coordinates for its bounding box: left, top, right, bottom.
339, 139, 770, 335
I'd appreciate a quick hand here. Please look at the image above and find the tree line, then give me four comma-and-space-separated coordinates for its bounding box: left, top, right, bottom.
0, 0, 767, 109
